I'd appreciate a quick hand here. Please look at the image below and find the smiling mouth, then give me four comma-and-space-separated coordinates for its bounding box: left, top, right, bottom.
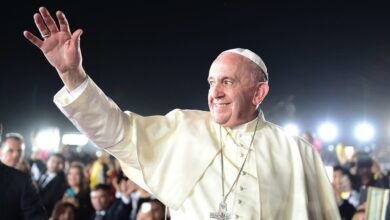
213, 103, 229, 107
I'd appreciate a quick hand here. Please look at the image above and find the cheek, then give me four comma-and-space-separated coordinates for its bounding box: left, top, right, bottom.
69, 176, 76, 183
208, 97, 213, 109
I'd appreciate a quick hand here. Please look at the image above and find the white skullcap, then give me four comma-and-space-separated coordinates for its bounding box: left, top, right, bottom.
224, 48, 269, 81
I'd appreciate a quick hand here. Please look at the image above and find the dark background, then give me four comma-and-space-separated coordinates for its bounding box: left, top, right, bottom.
1, 1, 389, 150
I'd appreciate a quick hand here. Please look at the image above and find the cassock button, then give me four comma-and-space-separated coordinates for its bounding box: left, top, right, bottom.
238, 199, 242, 204
240, 153, 245, 158
240, 186, 245, 191
235, 214, 240, 219
242, 171, 246, 176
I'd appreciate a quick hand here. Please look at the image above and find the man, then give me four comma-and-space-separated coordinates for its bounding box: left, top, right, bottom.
0, 160, 47, 219
24, 7, 340, 219
332, 165, 357, 220
37, 153, 67, 216
0, 132, 24, 168
90, 183, 132, 220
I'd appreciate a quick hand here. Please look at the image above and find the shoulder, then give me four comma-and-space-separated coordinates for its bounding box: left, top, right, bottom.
0, 164, 33, 195
261, 121, 315, 151
167, 109, 210, 118
163, 109, 212, 125
2, 164, 30, 181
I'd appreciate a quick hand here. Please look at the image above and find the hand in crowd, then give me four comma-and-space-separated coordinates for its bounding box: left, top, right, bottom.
24, 7, 86, 91
120, 178, 140, 198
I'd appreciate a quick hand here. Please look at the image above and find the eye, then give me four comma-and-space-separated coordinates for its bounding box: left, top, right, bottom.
223, 79, 233, 86
208, 80, 215, 87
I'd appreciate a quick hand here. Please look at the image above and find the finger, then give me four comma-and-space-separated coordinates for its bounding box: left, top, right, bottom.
34, 13, 50, 38
71, 29, 83, 48
39, 7, 59, 33
23, 30, 43, 48
56, 10, 71, 33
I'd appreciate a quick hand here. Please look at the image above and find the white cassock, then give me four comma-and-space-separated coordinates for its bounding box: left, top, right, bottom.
54, 77, 341, 220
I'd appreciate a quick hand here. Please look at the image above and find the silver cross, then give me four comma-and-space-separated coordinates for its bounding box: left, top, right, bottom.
210, 201, 231, 220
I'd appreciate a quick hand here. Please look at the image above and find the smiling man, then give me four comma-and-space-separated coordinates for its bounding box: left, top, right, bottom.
208, 49, 268, 128
24, 7, 340, 219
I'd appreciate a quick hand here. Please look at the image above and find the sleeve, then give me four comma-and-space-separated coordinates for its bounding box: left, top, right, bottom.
53, 77, 219, 209
298, 139, 341, 220
54, 77, 129, 148
69, 77, 89, 99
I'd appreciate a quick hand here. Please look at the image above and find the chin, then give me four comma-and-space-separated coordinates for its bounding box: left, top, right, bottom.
211, 116, 227, 125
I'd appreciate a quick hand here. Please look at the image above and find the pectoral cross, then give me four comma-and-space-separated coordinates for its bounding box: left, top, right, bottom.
210, 201, 231, 220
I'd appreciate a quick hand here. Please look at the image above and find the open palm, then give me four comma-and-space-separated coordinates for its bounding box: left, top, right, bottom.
24, 7, 86, 90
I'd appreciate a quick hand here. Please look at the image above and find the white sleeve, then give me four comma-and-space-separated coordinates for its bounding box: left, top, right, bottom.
53, 78, 129, 148
68, 78, 89, 101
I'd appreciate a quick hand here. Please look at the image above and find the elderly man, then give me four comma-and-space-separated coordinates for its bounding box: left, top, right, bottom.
24, 7, 340, 219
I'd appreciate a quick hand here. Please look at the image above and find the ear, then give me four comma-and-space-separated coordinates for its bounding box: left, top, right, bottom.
252, 82, 269, 106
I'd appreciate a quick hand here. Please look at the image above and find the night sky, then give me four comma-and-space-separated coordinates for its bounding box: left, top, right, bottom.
1, 1, 390, 148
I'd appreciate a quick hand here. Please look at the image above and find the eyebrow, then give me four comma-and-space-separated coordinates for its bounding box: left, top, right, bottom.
207, 76, 235, 81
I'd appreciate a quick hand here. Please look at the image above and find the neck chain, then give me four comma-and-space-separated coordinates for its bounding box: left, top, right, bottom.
210, 115, 260, 220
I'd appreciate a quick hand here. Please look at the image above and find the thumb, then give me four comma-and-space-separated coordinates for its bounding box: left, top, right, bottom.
71, 29, 83, 48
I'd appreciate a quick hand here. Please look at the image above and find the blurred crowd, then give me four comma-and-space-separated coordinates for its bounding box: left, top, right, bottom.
0, 132, 168, 220
1, 129, 389, 220
302, 132, 390, 220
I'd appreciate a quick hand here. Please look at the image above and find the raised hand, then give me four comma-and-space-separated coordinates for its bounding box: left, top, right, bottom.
24, 7, 87, 91
120, 179, 140, 198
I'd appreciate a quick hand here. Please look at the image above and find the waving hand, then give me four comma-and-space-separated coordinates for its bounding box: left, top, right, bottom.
24, 7, 87, 91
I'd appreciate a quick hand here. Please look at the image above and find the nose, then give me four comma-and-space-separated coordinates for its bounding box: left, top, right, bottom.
12, 151, 21, 159
209, 83, 225, 99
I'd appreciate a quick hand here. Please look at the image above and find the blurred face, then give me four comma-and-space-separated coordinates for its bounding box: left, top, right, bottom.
357, 166, 372, 184
91, 189, 110, 211
47, 155, 64, 173
151, 201, 165, 220
137, 203, 153, 220
137, 212, 153, 220
332, 169, 343, 188
67, 167, 82, 188
208, 52, 268, 128
0, 138, 23, 167
58, 206, 75, 220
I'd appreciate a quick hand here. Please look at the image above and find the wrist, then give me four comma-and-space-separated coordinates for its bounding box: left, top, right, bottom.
59, 66, 87, 91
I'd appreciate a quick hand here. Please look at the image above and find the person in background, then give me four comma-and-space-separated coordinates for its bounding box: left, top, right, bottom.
0, 132, 24, 168
50, 201, 78, 220
89, 151, 112, 189
136, 199, 168, 220
332, 165, 357, 220
90, 183, 132, 220
63, 161, 93, 219
0, 160, 47, 219
38, 153, 67, 216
